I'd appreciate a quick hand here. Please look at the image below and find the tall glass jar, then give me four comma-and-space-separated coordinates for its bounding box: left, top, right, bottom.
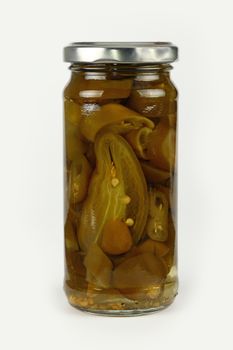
63, 42, 178, 316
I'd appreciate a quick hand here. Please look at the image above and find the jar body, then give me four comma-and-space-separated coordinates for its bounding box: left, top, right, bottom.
63, 64, 178, 315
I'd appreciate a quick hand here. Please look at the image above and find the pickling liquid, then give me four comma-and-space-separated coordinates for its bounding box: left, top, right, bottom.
64, 65, 178, 315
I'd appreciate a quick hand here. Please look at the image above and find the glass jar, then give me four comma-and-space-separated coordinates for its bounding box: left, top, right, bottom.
63, 42, 178, 316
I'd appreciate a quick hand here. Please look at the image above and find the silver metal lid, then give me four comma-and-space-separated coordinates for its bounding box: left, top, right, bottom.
63, 42, 178, 64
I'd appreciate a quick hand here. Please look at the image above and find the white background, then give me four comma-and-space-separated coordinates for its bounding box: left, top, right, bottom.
0, 0, 232, 349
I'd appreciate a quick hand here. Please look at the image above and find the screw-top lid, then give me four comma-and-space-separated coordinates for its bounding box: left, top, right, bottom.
63, 42, 178, 64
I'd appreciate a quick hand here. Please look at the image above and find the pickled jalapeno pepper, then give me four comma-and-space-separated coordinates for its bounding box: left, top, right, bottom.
63, 42, 178, 315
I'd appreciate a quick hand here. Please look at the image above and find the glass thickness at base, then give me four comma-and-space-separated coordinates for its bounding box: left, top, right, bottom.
64, 277, 178, 316
71, 305, 169, 317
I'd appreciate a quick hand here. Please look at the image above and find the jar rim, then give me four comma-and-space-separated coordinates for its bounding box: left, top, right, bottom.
63, 42, 178, 64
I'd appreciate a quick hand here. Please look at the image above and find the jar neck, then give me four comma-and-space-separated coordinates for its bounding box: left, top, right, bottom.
69, 63, 172, 74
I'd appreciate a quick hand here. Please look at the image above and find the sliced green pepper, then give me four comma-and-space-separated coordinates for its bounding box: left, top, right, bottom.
113, 252, 166, 289
65, 218, 79, 251
140, 161, 170, 184
84, 243, 113, 288
146, 189, 168, 242
125, 127, 152, 159
126, 75, 177, 119
78, 131, 149, 252
64, 99, 81, 125
64, 100, 87, 162
80, 103, 154, 142
146, 121, 176, 171
64, 72, 133, 104
68, 155, 92, 205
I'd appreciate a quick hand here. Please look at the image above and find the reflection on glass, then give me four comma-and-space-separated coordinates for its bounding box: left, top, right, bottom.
135, 74, 159, 81
138, 89, 166, 98
79, 90, 104, 98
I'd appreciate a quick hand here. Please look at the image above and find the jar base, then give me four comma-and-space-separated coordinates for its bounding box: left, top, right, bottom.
65, 278, 178, 317
69, 300, 176, 317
